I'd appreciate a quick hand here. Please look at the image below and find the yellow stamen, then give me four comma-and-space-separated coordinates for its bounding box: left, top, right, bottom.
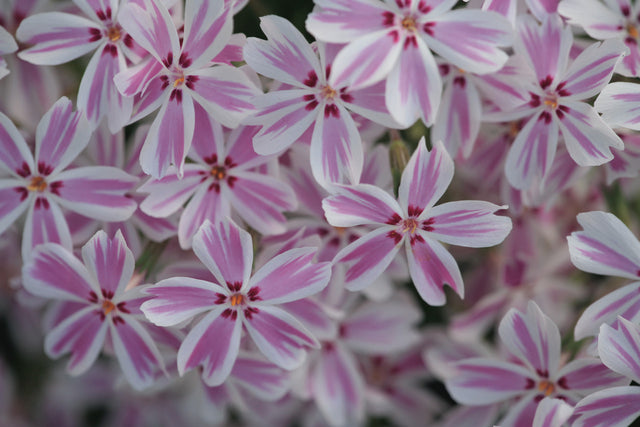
230, 294, 244, 306
107, 26, 121, 42
401, 16, 416, 32
509, 121, 520, 138
27, 176, 47, 192
538, 380, 555, 397
211, 166, 226, 180
628, 24, 639, 39
321, 85, 337, 100
102, 300, 116, 315
402, 218, 418, 234
544, 98, 558, 109
173, 76, 185, 88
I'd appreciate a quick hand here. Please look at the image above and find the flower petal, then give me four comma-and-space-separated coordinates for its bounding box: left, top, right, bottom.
142, 277, 226, 327
445, 357, 533, 405
182, 0, 232, 69
81, 230, 134, 299
138, 164, 205, 217
44, 305, 108, 375
16, 12, 102, 65
306, 0, 390, 42
426, 201, 512, 248
192, 219, 254, 288
560, 39, 626, 100
244, 15, 322, 88
575, 283, 640, 340
189, 66, 258, 128
386, 35, 441, 127
177, 307, 242, 386
248, 247, 330, 304
140, 91, 194, 179
310, 103, 363, 187
432, 72, 482, 158
598, 317, 640, 383
177, 183, 227, 249
595, 82, 640, 130
35, 97, 92, 175
323, 183, 401, 227
498, 301, 561, 377
504, 111, 559, 191
22, 242, 96, 302
407, 235, 463, 305
118, 0, 180, 65
556, 357, 629, 394
226, 170, 297, 235
399, 139, 453, 216
53, 166, 138, 221
568, 211, 640, 280
243, 304, 318, 370
230, 354, 290, 401
572, 386, 640, 427
0, 111, 34, 177
425, 9, 511, 74
22, 196, 72, 261
0, 180, 30, 235
532, 397, 574, 427
110, 314, 165, 390
248, 90, 319, 155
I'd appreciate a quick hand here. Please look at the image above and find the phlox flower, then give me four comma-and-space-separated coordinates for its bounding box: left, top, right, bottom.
138, 119, 297, 249
16, 0, 142, 132
243, 15, 400, 187
21, 230, 166, 390
115, 0, 259, 178
306, 0, 512, 127
0, 97, 137, 260
323, 138, 512, 305
492, 15, 626, 190
445, 301, 626, 426
141, 219, 332, 386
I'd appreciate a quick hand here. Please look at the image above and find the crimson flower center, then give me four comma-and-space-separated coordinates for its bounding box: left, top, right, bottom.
107, 26, 121, 42
229, 293, 244, 306
27, 176, 47, 192
537, 379, 555, 397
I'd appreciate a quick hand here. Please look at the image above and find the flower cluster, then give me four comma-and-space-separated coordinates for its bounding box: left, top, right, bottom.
2, 0, 640, 426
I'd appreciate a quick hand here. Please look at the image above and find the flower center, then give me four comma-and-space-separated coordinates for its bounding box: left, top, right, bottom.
102, 300, 116, 315
107, 26, 121, 42
321, 85, 337, 100
211, 165, 226, 180
27, 176, 47, 192
401, 16, 417, 32
230, 294, 244, 306
628, 23, 639, 39
401, 218, 419, 235
173, 76, 185, 88
543, 93, 559, 110
537, 379, 555, 397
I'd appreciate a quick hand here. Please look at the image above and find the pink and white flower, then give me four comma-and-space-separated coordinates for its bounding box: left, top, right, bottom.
323, 138, 512, 305
115, 0, 259, 178
141, 219, 332, 386
445, 301, 626, 426
0, 25, 17, 80
21, 230, 166, 390
138, 120, 297, 248
16, 0, 141, 131
243, 15, 400, 187
495, 15, 625, 190
306, 0, 512, 126
0, 97, 137, 260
